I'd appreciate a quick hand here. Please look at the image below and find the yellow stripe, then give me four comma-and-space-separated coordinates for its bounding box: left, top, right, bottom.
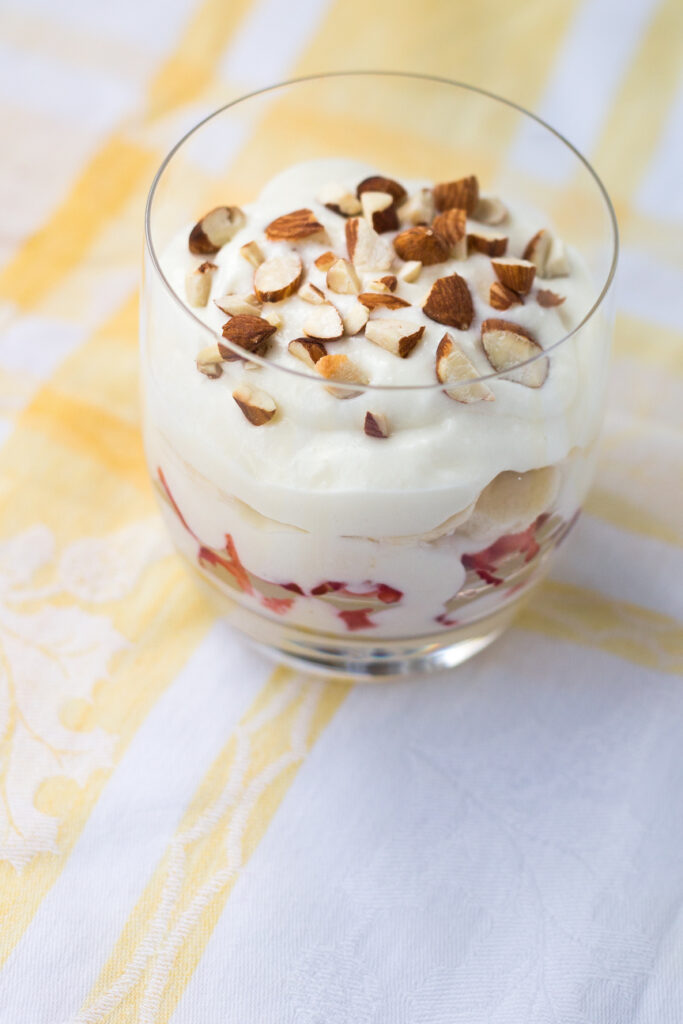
585, 487, 682, 550
614, 313, 683, 376
520, 581, 683, 674
75, 668, 349, 1023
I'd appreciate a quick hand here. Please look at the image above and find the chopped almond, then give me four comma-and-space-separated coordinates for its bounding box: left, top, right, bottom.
489, 281, 522, 311
467, 232, 508, 257
196, 344, 224, 379
263, 309, 282, 328
326, 258, 361, 295
232, 383, 276, 425
218, 314, 276, 361
491, 258, 536, 296
481, 318, 548, 388
189, 206, 245, 254
298, 281, 326, 304
214, 293, 262, 316
433, 175, 479, 214
358, 292, 410, 310
473, 196, 508, 225
314, 250, 337, 271
240, 241, 264, 267
365, 319, 424, 358
356, 174, 407, 206
422, 273, 474, 330
436, 333, 494, 403
364, 411, 389, 438
536, 289, 566, 307
394, 226, 449, 266
253, 252, 303, 302
303, 303, 344, 340
360, 190, 396, 233
398, 260, 422, 283
545, 237, 570, 277
316, 353, 368, 399
523, 229, 553, 275
380, 275, 397, 292
345, 217, 393, 271
316, 182, 362, 216
288, 338, 328, 370
265, 208, 325, 242
432, 209, 467, 259
397, 188, 435, 226
342, 301, 370, 336
185, 261, 217, 307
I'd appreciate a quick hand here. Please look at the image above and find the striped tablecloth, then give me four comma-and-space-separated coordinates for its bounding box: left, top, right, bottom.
0, 1, 681, 1021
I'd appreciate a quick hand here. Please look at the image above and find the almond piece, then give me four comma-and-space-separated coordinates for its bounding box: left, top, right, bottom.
265, 208, 325, 242
360, 190, 396, 233
196, 344, 224, 379
345, 217, 394, 271
254, 252, 303, 302
232, 383, 276, 425
432, 209, 467, 259
365, 319, 424, 358
240, 241, 264, 267
263, 310, 282, 328
394, 226, 450, 266
468, 232, 508, 257
399, 260, 422, 283
473, 196, 508, 225
490, 281, 522, 311
298, 281, 326, 304
481, 318, 548, 388
316, 353, 368, 398
422, 273, 474, 330
288, 338, 328, 370
316, 182, 362, 217
523, 229, 553, 275
219, 314, 276, 361
491, 258, 536, 296
185, 261, 217, 307
189, 206, 245, 254
545, 237, 570, 278
435, 332, 494, 404
358, 292, 411, 311
368, 278, 391, 293
397, 188, 435, 226
303, 303, 344, 340
326, 258, 361, 295
364, 411, 389, 438
314, 250, 337, 271
380, 275, 397, 291
342, 301, 369, 336
433, 175, 479, 214
536, 289, 565, 307
214, 293, 262, 316
356, 174, 407, 207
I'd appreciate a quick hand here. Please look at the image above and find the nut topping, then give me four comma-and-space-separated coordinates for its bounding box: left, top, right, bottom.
188, 206, 245, 254
364, 411, 389, 438
219, 314, 276, 361
232, 383, 277, 425
345, 217, 393, 271
489, 281, 522, 311
298, 281, 326, 304
473, 196, 508, 225
360, 191, 397, 233
358, 292, 411, 310
536, 289, 566, 307
491, 258, 536, 296
523, 229, 553, 275
397, 188, 435, 226
326, 258, 361, 295
303, 303, 345, 340
265, 208, 325, 242
380, 275, 397, 292
263, 310, 282, 328
185, 261, 217, 307
481, 318, 548, 388
545, 237, 570, 278
196, 345, 224, 379
422, 273, 474, 330
214, 293, 262, 316
433, 175, 479, 214
467, 232, 508, 257
435, 333, 494, 404
316, 354, 368, 398
432, 209, 467, 259
394, 226, 450, 266
398, 260, 422, 283
316, 182, 362, 217
288, 338, 328, 370
356, 175, 407, 204
240, 241, 265, 267
365, 319, 424, 358
314, 250, 337, 271
253, 251, 303, 302
342, 301, 370, 336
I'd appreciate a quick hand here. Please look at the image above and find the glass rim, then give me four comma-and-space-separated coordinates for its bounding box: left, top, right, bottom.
144, 70, 619, 394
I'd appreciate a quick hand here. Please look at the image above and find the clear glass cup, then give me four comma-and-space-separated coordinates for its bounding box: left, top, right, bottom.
142, 72, 618, 680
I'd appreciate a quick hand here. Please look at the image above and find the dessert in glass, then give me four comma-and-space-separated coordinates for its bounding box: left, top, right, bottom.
142, 73, 617, 679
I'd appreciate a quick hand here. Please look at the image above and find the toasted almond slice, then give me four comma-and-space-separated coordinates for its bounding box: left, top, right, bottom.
316, 182, 362, 216
345, 217, 393, 271
185, 261, 217, 307
240, 240, 265, 267
232, 383, 276, 425
314, 250, 337, 271
545, 237, 570, 277
364, 411, 389, 438
397, 188, 435, 226
218, 314, 276, 361
365, 318, 424, 358
263, 310, 282, 328
468, 232, 508, 257
298, 281, 326, 304
326, 258, 361, 295
214, 292, 262, 316
303, 303, 344, 340
358, 292, 411, 310
368, 278, 390, 293
491, 257, 536, 296
356, 174, 407, 205
189, 206, 245, 254
380, 275, 397, 292
316, 353, 368, 398
288, 338, 328, 370
196, 344, 224, 378
432, 209, 468, 259
473, 196, 508, 225
490, 280, 523, 311
360, 190, 396, 233
342, 301, 369, 336
481, 318, 548, 387
422, 273, 474, 330
523, 229, 553, 275
536, 289, 566, 307
398, 260, 422, 283
265, 208, 325, 242
394, 226, 450, 266
433, 175, 479, 214
436, 332, 494, 404
253, 252, 303, 302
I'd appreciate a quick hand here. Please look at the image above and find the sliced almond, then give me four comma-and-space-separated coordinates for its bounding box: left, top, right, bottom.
422, 273, 474, 330
288, 338, 328, 370
232, 383, 276, 425
360, 190, 396, 233
523, 229, 553, 275
185, 261, 217, 307
254, 252, 303, 303
380, 275, 397, 292
240, 240, 264, 267
214, 292, 262, 316
342, 301, 369, 336
196, 344, 224, 379
189, 206, 245, 254
364, 411, 389, 438
491, 258, 536, 296
358, 292, 410, 310
303, 303, 344, 340
316, 354, 368, 398
432, 209, 467, 259
365, 318, 424, 358
263, 310, 282, 328
218, 314, 276, 361
394, 226, 449, 266
398, 260, 422, 283
398, 188, 435, 226
316, 182, 362, 217
473, 196, 508, 225
433, 175, 479, 214
536, 289, 566, 307
490, 280, 522, 311
345, 217, 393, 271
468, 232, 508, 257
298, 281, 326, 304
435, 332, 494, 404
314, 250, 337, 271
545, 237, 570, 278
265, 208, 325, 242
326, 258, 361, 295
481, 318, 548, 388
357, 175, 407, 204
